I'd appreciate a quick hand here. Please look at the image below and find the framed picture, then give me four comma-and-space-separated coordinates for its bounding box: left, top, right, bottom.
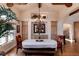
33, 23, 45, 33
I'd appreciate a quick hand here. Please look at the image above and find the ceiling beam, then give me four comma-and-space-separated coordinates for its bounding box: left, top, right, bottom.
52, 3, 72, 7
38, 3, 42, 8
69, 9, 79, 16
52, 3, 66, 5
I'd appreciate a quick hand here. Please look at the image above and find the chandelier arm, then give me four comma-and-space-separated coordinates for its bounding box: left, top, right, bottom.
38, 3, 41, 39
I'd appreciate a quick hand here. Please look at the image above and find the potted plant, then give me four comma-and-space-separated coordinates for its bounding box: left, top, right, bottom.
0, 5, 16, 38
0, 5, 16, 55
0, 20, 14, 38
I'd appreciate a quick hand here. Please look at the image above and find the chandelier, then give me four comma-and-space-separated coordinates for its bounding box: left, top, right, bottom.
34, 3, 45, 39
31, 3, 46, 22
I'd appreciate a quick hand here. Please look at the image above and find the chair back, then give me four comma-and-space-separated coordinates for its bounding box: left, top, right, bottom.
16, 35, 22, 49
58, 35, 65, 40
53, 35, 64, 53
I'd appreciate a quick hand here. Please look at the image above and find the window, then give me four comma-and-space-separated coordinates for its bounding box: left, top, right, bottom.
0, 36, 6, 45
0, 24, 16, 45
8, 30, 16, 42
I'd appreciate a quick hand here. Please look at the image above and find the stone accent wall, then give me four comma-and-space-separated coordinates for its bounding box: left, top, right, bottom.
31, 35, 48, 39
22, 21, 28, 40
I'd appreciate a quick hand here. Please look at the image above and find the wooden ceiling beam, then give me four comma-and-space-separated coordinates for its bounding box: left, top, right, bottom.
69, 9, 79, 16
52, 3, 72, 7
38, 3, 42, 8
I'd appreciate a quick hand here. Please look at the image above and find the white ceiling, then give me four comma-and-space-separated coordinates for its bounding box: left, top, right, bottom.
1, 3, 79, 21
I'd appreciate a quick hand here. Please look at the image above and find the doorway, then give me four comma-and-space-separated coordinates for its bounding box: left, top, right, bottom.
63, 24, 73, 43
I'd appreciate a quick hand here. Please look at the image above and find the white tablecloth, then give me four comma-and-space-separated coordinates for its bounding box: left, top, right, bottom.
22, 39, 57, 48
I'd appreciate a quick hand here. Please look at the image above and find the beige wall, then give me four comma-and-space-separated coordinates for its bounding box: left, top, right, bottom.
51, 21, 57, 39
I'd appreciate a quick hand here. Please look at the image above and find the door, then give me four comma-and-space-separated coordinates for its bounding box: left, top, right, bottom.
74, 22, 79, 42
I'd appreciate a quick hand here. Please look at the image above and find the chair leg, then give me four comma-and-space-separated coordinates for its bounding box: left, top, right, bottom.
75, 39, 76, 43
61, 47, 63, 53
16, 48, 18, 54
60, 45, 63, 53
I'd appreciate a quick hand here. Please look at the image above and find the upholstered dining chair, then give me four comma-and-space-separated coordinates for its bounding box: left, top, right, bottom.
0, 51, 5, 56
16, 35, 22, 53
53, 34, 64, 53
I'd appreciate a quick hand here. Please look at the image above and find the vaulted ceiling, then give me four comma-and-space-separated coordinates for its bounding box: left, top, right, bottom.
1, 3, 79, 21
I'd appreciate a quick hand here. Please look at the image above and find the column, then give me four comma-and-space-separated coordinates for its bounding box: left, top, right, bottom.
48, 21, 51, 40
28, 20, 31, 40
57, 20, 63, 35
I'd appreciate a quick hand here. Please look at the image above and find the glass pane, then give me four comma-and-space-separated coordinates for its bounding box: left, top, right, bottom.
8, 30, 15, 42
8, 34, 14, 42
0, 36, 6, 45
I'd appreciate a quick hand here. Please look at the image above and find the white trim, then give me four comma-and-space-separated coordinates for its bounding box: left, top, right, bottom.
28, 20, 31, 40
48, 21, 51, 40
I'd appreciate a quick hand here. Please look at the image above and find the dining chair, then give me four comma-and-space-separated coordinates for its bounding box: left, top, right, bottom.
0, 51, 5, 56
16, 35, 22, 53
53, 34, 64, 53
